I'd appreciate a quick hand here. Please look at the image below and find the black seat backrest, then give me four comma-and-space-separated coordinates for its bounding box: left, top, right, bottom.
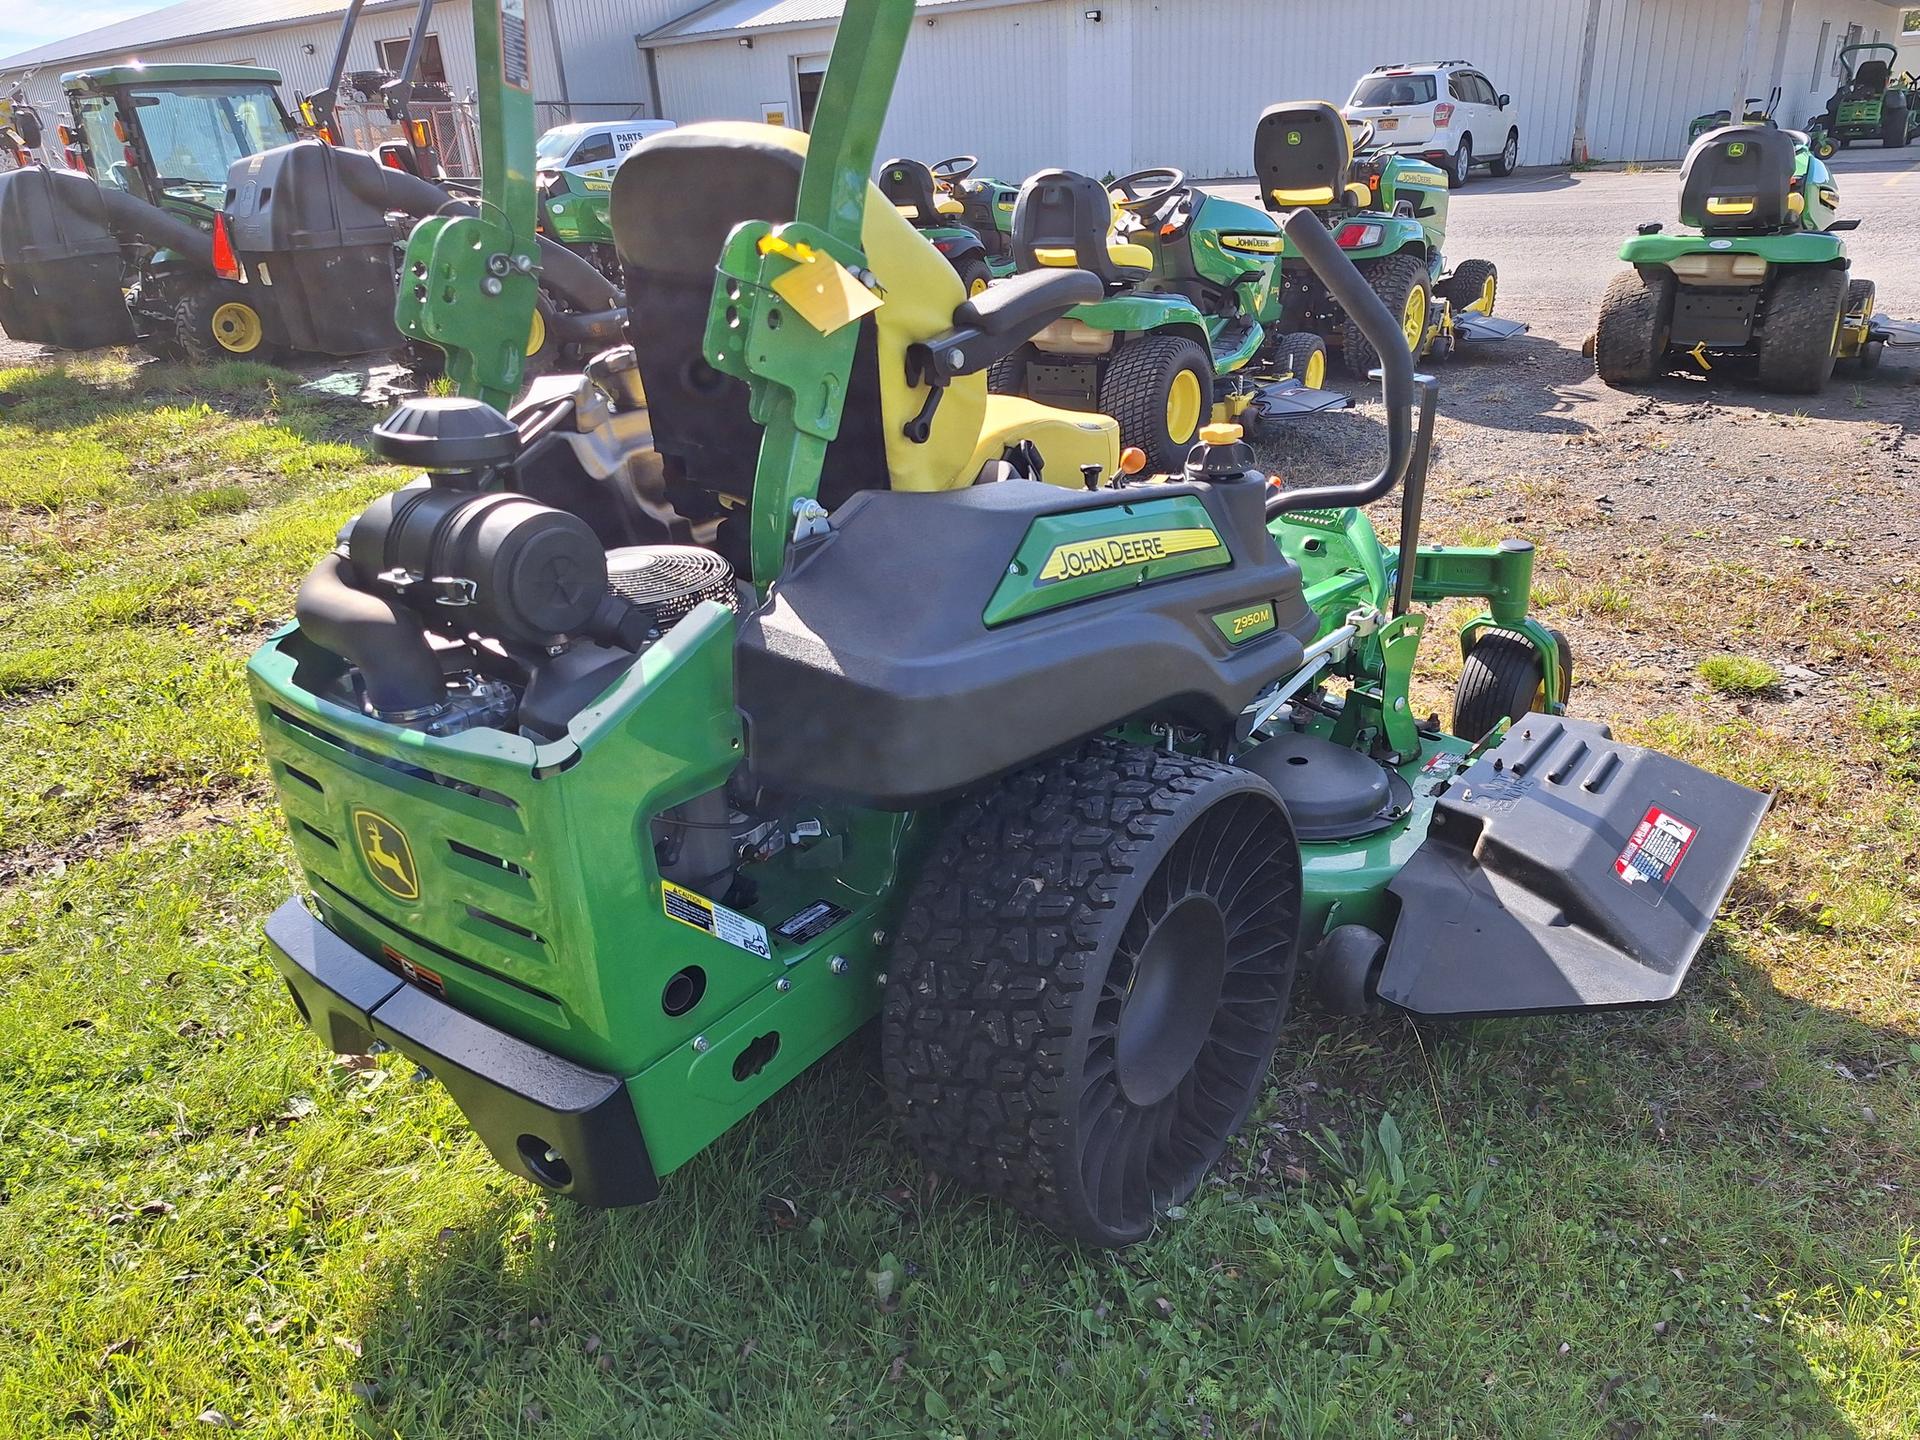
1852, 59, 1890, 91
1679, 125, 1795, 233
610, 124, 890, 522
878, 157, 941, 226
1254, 102, 1354, 213
1011, 169, 1128, 286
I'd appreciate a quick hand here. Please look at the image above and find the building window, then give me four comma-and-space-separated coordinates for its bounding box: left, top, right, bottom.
378, 32, 447, 86
1811, 21, 1830, 89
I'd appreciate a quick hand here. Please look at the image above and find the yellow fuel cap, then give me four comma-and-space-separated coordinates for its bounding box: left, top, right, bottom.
1199, 422, 1244, 445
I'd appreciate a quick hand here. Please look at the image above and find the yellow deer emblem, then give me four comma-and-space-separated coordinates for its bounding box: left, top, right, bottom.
354, 810, 420, 900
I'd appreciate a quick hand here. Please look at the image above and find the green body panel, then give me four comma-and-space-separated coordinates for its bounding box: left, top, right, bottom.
1619, 230, 1847, 267
1064, 290, 1211, 348
982, 494, 1232, 625
396, 0, 541, 408
539, 171, 615, 248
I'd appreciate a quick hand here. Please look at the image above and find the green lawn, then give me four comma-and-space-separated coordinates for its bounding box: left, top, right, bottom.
1, 358, 1914, 1438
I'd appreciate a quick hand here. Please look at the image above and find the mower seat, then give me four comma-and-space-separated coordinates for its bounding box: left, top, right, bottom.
1012, 170, 1154, 287
1255, 102, 1354, 212
1852, 59, 1890, 92
878, 157, 963, 224
1680, 125, 1795, 233
610, 123, 1117, 519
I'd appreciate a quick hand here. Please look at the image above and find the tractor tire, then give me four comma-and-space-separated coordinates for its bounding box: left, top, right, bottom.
1098, 333, 1214, 473
953, 254, 994, 299
1881, 104, 1909, 148
522, 291, 562, 382
1593, 266, 1675, 386
1448, 136, 1474, 188
986, 343, 1029, 395
882, 737, 1303, 1248
1490, 128, 1519, 177
1341, 253, 1431, 379
174, 281, 278, 366
1843, 277, 1880, 372
1273, 330, 1327, 389
1755, 265, 1846, 394
1452, 629, 1556, 743
1440, 258, 1499, 317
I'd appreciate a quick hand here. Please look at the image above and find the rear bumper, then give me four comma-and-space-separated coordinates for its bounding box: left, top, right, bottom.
265, 897, 659, 1207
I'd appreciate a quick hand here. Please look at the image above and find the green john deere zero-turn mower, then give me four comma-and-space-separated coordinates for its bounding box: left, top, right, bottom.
1595, 124, 1916, 393
0, 64, 298, 358
986, 165, 1350, 471
1257, 102, 1525, 380
1819, 43, 1918, 149
251, 0, 1770, 1248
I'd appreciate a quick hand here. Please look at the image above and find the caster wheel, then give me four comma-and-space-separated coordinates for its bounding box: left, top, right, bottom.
1314, 925, 1387, 1017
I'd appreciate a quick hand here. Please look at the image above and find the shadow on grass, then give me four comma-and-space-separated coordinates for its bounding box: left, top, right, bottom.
342, 938, 1911, 1438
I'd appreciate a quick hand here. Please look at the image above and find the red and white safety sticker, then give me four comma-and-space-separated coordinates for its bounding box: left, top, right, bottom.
1614, 806, 1696, 893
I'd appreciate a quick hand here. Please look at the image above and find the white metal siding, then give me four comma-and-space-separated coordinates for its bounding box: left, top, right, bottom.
547, 0, 689, 118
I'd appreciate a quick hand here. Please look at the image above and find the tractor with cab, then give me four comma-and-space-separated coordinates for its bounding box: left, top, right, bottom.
253, 0, 1769, 1249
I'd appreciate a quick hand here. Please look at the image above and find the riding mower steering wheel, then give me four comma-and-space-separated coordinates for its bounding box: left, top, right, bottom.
931, 155, 979, 184
1108, 167, 1188, 224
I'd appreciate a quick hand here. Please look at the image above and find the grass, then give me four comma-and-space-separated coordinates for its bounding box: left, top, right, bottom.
1698, 654, 1783, 697
2, 358, 1917, 1438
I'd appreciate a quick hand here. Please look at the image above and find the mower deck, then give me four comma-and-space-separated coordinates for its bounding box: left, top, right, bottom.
1451, 312, 1528, 344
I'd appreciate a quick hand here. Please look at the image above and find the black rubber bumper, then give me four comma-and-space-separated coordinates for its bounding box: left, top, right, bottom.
264, 898, 658, 1207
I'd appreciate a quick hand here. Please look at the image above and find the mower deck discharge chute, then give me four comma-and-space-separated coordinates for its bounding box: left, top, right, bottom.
251, 0, 1766, 1248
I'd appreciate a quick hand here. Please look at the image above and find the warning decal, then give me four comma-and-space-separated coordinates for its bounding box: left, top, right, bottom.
1614, 805, 1697, 896
500, 0, 530, 92
662, 880, 772, 959
776, 899, 851, 944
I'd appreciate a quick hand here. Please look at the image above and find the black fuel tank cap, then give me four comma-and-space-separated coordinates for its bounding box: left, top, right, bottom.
372, 396, 519, 471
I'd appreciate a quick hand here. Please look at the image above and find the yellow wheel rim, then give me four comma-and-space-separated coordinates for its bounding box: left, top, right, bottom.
1166, 369, 1203, 443
526, 305, 547, 358
1303, 349, 1326, 389
968, 274, 990, 298
1401, 286, 1428, 353
1479, 275, 1497, 314
210, 301, 263, 354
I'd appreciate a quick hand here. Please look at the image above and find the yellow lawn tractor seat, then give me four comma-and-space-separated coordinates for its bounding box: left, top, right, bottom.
1254, 102, 1372, 213
878, 157, 963, 225
1680, 125, 1795, 234
1011, 169, 1154, 288
609, 123, 1119, 538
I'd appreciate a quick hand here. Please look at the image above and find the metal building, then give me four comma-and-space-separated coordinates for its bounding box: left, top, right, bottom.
4, 0, 1916, 173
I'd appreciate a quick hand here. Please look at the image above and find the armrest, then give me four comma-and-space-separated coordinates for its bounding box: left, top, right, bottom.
906, 268, 1102, 395
954, 267, 1102, 339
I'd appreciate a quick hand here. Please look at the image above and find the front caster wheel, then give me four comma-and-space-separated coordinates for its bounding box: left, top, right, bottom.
883, 738, 1303, 1248
1453, 629, 1571, 742
1314, 925, 1387, 1017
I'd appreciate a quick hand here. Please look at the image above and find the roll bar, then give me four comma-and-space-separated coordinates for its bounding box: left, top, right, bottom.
1265, 209, 1415, 519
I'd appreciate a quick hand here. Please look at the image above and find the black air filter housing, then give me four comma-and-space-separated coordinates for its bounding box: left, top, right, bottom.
605, 546, 736, 633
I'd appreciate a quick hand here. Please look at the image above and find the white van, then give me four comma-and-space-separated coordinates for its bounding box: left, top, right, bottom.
534, 120, 676, 187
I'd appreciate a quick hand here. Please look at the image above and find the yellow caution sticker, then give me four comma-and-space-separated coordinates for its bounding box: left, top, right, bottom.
768, 251, 883, 335
1038, 527, 1222, 583
662, 880, 773, 959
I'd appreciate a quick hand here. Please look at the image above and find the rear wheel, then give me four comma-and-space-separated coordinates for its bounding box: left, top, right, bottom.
175, 281, 277, 365
1441, 258, 1498, 317
954, 254, 993, 298
986, 342, 1030, 395
1448, 136, 1473, 188
1099, 333, 1214, 472
882, 738, 1303, 1248
1881, 104, 1910, 148
1490, 129, 1519, 177
522, 292, 561, 380
1594, 266, 1675, 386
1341, 253, 1432, 378
1755, 265, 1846, 394
1274, 331, 1327, 388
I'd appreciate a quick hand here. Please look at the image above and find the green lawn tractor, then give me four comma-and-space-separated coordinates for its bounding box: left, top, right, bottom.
1819, 43, 1918, 149
1688, 86, 1780, 146
1256, 102, 1526, 380
878, 154, 1018, 294
0, 64, 301, 358
987, 164, 1350, 470
1595, 124, 1912, 392
251, 0, 1767, 1249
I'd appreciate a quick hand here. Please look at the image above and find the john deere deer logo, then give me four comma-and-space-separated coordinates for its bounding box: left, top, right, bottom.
354, 810, 419, 900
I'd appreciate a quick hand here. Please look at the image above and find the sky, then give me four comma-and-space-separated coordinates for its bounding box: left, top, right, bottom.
0, 0, 153, 64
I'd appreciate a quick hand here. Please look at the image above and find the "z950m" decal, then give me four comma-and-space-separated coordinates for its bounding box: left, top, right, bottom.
1038, 527, 1223, 583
